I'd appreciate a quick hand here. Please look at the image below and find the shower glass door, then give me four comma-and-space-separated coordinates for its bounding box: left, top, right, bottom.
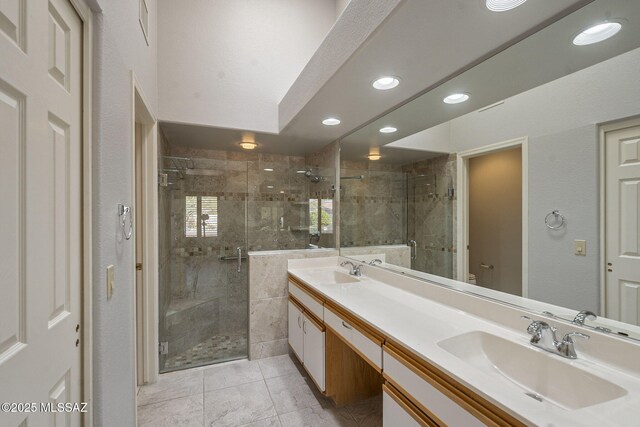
407, 173, 454, 279
158, 156, 248, 373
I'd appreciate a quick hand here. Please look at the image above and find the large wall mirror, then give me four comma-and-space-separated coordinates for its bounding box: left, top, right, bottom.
339, 0, 640, 341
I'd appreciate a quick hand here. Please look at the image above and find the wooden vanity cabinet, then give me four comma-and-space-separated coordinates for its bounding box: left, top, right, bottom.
287, 274, 526, 427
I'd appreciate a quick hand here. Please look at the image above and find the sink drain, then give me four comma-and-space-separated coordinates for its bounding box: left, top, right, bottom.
525, 392, 543, 402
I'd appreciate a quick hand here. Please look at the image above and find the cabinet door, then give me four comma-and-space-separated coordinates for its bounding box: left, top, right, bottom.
288, 301, 304, 362
303, 316, 325, 392
383, 388, 422, 427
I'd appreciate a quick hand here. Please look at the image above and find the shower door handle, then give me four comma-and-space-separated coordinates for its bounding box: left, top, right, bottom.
409, 240, 417, 260
237, 247, 242, 273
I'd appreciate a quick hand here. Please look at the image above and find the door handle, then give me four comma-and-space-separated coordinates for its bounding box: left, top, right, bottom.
408, 240, 417, 260
298, 314, 302, 328
342, 321, 352, 330
303, 319, 307, 334
236, 247, 242, 273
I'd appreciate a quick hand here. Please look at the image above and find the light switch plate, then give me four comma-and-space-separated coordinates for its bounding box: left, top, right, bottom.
574, 240, 586, 256
106, 265, 114, 299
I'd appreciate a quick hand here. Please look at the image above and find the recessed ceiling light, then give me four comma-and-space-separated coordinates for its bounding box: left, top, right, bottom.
443, 93, 470, 104
266, 185, 274, 189
368, 154, 382, 161
280, 190, 285, 194
296, 170, 306, 174
240, 142, 257, 150
322, 118, 341, 126
372, 76, 400, 90
573, 22, 622, 46
264, 168, 274, 172
379, 126, 397, 134
486, 0, 527, 12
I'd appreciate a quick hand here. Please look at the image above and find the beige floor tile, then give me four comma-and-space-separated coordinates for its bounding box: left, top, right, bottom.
203, 359, 263, 391
345, 394, 383, 427
138, 394, 203, 427
258, 354, 304, 379
138, 368, 204, 406
265, 373, 327, 415
204, 380, 276, 427
238, 416, 282, 427
279, 405, 358, 427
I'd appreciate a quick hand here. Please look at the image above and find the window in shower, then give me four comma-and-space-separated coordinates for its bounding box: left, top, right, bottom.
185, 195, 218, 237
309, 198, 334, 234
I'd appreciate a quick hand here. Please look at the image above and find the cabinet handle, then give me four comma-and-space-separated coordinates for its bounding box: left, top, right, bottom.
342, 321, 352, 330
298, 314, 302, 328
303, 319, 307, 334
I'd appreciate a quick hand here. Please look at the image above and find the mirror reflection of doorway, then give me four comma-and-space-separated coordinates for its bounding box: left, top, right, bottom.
468, 147, 523, 296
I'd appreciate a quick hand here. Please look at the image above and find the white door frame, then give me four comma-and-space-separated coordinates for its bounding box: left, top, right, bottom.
599, 117, 640, 316
64, 0, 94, 424
131, 72, 159, 386
456, 137, 529, 297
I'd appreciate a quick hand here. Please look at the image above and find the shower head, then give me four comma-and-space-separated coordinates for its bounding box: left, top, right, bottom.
303, 169, 324, 183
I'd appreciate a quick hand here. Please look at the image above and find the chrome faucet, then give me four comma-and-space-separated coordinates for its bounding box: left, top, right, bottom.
340, 261, 362, 277
522, 316, 589, 359
573, 310, 596, 326
368, 259, 382, 266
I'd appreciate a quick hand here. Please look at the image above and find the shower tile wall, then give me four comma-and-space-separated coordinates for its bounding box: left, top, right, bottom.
403, 154, 457, 279
340, 160, 407, 247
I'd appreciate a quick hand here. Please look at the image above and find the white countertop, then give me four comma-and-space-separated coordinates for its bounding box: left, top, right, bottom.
288, 258, 640, 427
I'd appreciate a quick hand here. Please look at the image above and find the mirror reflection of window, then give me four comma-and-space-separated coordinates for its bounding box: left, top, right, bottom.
185, 195, 218, 237
309, 198, 334, 235
309, 198, 319, 234
320, 199, 334, 234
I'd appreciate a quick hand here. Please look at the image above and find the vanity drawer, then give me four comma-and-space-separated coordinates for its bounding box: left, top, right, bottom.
324, 308, 382, 371
383, 347, 485, 427
288, 280, 324, 320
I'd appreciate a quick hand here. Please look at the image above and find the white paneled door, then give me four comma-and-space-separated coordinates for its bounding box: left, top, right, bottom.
606, 124, 640, 326
0, 0, 83, 425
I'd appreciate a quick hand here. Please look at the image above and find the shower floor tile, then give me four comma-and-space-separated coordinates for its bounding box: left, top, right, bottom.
163, 332, 248, 372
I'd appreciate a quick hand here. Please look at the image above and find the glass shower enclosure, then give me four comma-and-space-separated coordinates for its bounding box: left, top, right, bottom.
157, 152, 335, 373
158, 156, 249, 372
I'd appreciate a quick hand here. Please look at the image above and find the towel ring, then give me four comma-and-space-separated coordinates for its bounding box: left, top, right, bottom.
545, 210, 565, 230
118, 204, 133, 240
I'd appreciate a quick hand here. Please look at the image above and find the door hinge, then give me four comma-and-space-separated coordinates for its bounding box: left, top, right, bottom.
159, 342, 169, 355
136, 263, 143, 271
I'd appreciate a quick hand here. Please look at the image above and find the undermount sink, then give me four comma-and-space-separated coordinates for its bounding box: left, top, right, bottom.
300, 269, 360, 285
438, 331, 627, 410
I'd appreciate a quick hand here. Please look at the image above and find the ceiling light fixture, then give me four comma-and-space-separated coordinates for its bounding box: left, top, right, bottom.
372, 76, 400, 90
296, 170, 306, 174
240, 132, 257, 150
379, 126, 397, 134
443, 93, 470, 104
264, 168, 274, 172
573, 22, 622, 46
267, 185, 274, 189
368, 154, 382, 161
486, 0, 527, 12
322, 118, 341, 126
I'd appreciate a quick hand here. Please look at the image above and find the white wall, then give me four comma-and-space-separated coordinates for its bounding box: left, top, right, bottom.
90, 0, 157, 425
409, 47, 640, 312
157, 0, 337, 133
